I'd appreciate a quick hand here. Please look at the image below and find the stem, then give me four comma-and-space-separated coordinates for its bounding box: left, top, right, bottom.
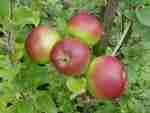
6, 0, 15, 61
111, 22, 131, 56
3, 0, 16, 64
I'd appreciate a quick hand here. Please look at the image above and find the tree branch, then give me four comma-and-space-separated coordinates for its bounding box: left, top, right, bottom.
100, 0, 119, 50
7, 0, 15, 55
111, 22, 131, 56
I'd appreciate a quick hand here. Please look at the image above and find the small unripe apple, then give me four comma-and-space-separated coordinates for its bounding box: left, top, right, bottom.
25, 26, 61, 64
87, 56, 127, 99
51, 38, 91, 75
68, 11, 103, 46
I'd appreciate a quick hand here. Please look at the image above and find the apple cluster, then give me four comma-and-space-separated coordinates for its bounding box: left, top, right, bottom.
25, 11, 127, 100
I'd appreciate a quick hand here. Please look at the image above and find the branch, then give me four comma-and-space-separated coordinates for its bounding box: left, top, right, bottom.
7, 0, 15, 55
104, 0, 119, 31
99, 0, 119, 53
111, 22, 131, 56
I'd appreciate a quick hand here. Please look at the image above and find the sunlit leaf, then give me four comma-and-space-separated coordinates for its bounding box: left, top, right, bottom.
66, 77, 86, 93
14, 7, 40, 27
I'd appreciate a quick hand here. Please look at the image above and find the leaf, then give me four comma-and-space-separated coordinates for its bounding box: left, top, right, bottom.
94, 101, 118, 113
10, 43, 24, 63
0, 100, 6, 113
15, 100, 34, 113
127, 63, 138, 85
128, 99, 146, 113
136, 7, 150, 27
34, 91, 57, 113
0, 55, 21, 80
14, 7, 40, 27
0, 0, 10, 17
14, 63, 49, 90
143, 41, 150, 50
105, 47, 113, 55
66, 77, 86, 93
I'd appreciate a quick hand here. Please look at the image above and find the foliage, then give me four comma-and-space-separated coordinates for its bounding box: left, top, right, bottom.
0, 0, 150, 113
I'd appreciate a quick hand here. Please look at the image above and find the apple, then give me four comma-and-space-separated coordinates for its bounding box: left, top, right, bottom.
87, 56, 127, 99
51, 38, 91, 75
68, 11, 103, 46
25, 26, 60, 64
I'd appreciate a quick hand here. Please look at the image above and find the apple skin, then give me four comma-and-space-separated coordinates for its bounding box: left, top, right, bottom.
87, 56, 127, 99
68, 11, 103, 46
51, 38, 91, 75
25, 26, 60, 64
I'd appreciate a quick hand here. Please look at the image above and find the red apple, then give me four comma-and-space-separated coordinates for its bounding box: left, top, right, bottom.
87, 56, 127, 99
68, 11, 103, 46
51, 38, 91, 75
25, 26, 60, 64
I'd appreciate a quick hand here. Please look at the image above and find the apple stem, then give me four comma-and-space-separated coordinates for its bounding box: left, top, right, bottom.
111, 22, 131, 56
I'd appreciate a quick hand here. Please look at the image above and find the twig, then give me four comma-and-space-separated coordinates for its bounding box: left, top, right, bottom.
6, 0, 15, 61
111, 22, 131, 56
104, 0, 119, 31
99, 0, 119, 53
10, 0, 15, 19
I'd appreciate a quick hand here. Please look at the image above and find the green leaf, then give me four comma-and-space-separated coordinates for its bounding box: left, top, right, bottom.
94, 101, 118, 113
0, 0, 10, 17
0, 55, 21, 80
0, 99, 6, 113
35, 91, 57, 113
128, 99, 146, 113
136, 7, 150, 27
127, 63, 138, 85
66, 77, 86, 93
143, 41, 150, 50
14, 7, 40, 27
14, 63, 49, 90
16, 100, 34, 113
105, 47, 113, 55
